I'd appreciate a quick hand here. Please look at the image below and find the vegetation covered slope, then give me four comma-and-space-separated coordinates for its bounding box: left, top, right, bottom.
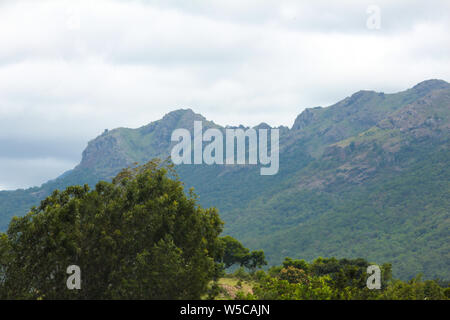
1, 161, 447, 300
0, 79, 449, 280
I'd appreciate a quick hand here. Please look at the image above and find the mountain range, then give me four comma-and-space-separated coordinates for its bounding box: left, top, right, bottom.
1, 79, 449, 280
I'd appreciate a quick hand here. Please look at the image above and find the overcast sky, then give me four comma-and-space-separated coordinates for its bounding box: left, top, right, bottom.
0, 0, 449, 190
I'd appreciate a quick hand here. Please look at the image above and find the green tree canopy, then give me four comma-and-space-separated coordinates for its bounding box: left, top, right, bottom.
218, 235, 267, 270
0, 160, 225, 299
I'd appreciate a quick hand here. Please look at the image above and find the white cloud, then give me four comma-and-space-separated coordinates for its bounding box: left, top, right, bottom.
0, 0, 449, 189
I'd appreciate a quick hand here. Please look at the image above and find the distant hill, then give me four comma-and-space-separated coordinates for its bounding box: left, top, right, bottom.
1, 79, 449, 280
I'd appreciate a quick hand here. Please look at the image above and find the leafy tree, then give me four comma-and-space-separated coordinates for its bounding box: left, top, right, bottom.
243, 250, 267, 271
218, 236, 267, 271
0, 160, 224, 299
219, 235, 250, 268
282, 257, 310, 273
243, 257, 448, 300
279, 266, 309, 285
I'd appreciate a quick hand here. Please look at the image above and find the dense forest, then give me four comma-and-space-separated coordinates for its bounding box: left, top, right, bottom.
0, 161, 448, 300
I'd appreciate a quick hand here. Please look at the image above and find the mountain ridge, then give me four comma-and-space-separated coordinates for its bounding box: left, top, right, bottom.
1, 79, 449, 280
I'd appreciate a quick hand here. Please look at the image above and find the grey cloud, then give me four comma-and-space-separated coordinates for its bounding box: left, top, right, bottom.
0, 137, 84, 160
0, 157, 78, 190
0, 0, 449, 189
122, 0, 450, 33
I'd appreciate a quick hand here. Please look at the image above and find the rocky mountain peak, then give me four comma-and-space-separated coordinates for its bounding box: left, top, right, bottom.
412, 79, 449, 94
291, 107, 322, 131
254, 122, 272, 130
161, 108, 206, 125
139, 108, 209, 136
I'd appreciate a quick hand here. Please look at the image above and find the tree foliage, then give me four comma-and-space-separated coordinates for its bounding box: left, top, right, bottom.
239, 257, 448, 300
218, 235, 267, 270
0, 160, 226, 299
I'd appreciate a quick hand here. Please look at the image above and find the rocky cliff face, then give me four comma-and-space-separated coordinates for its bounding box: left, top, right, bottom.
292, 107, 322, 131
77, 109, 219, 174
79, 133, 130, 171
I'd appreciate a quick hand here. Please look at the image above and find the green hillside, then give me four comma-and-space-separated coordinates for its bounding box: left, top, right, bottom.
1, 79, 449, 280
